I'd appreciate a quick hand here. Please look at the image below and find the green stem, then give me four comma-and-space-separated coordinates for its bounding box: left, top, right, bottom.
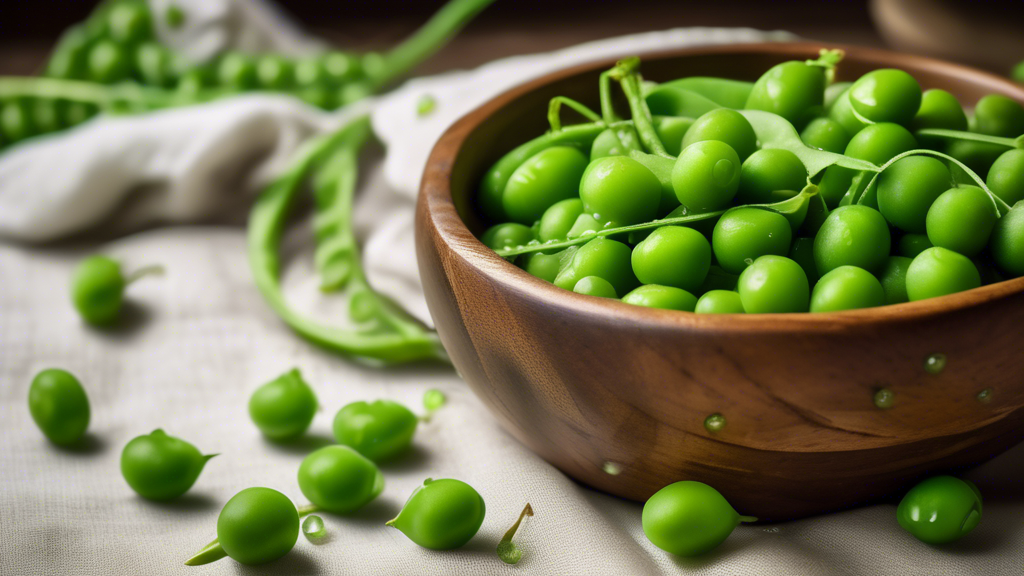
914, 128, 1023, 150
496, 503, 534, 565
371, 0, 495, 89
599, 70, 619, 124
738, 515, 759, 523
547, 97, 603, 132
609, 58, 671, 158
124, 264, 164, 285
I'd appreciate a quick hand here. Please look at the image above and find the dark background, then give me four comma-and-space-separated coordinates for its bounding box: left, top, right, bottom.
1, 0, 1023, 77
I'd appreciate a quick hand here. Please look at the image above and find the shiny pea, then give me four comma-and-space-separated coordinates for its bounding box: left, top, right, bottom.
906, 247, 981, 301
573, 276, 618, 298
814, 205, 891, 275
672, 140, 741, 212
745, 59, 828, 129
387, 478, 485, 550
249, 369, 318, 441
712, 207, 793, 275
631, 226, 711, 292
642, 481, 755, 557
333, 400, 418, 461
88, 40, 132, 83
986, 149, 1024, 206
621, 285, 698, 311
322, 52, 362, 85
256, 55, 295, 90
897, 476, 982, 544
538, 198, 585, 242
800, 117, 850, 154
519, 251, 563, 283
737, 148, 807, 204
581, 155, 661, 225
554, 237, 638, 296
107, 2, 152, 45
480, 222, 535, 250
810, 266, 885, 312
121, 429, 215, 500
848, 69, 922, 125
925, 186, 997, 257
298, 445, 384, 514
818, 123, 917, 207
737, 255, 809, 313
504, 147, 588, 224
217, 52, 258, 90
694, 290, 745, 314
134, 42, 173, 87
217, 488, 299, 565
990, 202, 1024, 278
876, 156, 952, 234
679, 108, 757, 161
878, 256, 913, 304
911, 89, 968, 132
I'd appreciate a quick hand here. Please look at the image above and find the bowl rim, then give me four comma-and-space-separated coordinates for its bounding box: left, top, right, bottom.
419, 41, 1024, 334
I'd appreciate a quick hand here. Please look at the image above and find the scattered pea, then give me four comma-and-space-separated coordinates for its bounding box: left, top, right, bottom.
248, 369, 318, 441
121, 429, 216, 500
333, 399, 418, 461
642, 481, 756, 556
387, 478, 486, 550
298, 445, 383, 513
897, 476, 982, 544
28, 368, 90, 446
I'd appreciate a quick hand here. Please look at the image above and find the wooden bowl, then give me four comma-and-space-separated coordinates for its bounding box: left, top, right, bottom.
415, 42, 1024, 520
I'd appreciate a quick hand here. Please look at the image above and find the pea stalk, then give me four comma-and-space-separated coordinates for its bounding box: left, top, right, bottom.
547, 97, 604, 132
608, 57, 672, 158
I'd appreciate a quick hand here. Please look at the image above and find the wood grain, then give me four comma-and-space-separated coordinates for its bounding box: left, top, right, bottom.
416, 43, 1024, 520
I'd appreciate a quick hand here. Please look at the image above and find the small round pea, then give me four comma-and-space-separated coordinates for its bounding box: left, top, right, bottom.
712, 207, 793, 275
800, 117, 850, 154
906, 247, 981, 301
810, 266, 885, 312
2, 100, 37, 142
519, 251, 562, 283
70, 255, 161, 326
737, 255, 809, 313
925, 186, 997, 257
554, 238, 638, 296
294, 58, 327, 87
695, 290, 745, 314
788, 236, 819, 286
849, 69, 922, 125
581, 155, 661, 225
737, 148, 807, 205
333, 400, 418, 461
503, 147, 588, 224
745, 59, 828, 129
106, 2, 152, 45
121, 429, 215, 500
631, 227, 711, 292
672, 140, 742, 212
818, 122, 918, 207
387, 478, 485, 550
911, 89, 968, 132
589, 127, 640, 161
990, 202, 1024, 278
88, 40, 131, 83
642, 481, 754, 557
298, 446, 384, 514
899, 233, 933, 258
814, 205, 891, 275
133, 42, 173, 87
256, 55, 295, 90
973, 94, 1024, 137
897, 476, 982, 544
538, 198, 585, 242
877, 156, 952, 233
573, 276, 618, 298
249, 369, 318, 441
218, 487, 299, 565
654, 116, 694, 157
216, 52, 258, 90
322, 52, 361, 85
28, 369, 90, 446
829, 88, 869, 136
621, 285, 697, 311
480, 223, 535, 250
679, 109, 757, 161
878, 256, 913, 305
986, 149, 1024, 206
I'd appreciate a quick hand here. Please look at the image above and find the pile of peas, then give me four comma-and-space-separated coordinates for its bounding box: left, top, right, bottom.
477, 53, 1024, 314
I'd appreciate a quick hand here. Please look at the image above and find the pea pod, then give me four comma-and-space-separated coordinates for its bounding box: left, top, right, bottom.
645, 87, 723, 119
645, 76, 754, 109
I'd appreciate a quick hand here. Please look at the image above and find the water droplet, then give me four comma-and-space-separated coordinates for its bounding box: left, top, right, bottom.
743, 258, 754, 266
581, 229, 595, 236
976, 388, 993, 403
924, 353, 946, 374
592, 213, 602, 221
763, 526, 781, 533
602, 461, 622, 475
527, 240, 540, 246
873, 388, 895, 409
704, 413, 726, 432
302, 515, 326, 540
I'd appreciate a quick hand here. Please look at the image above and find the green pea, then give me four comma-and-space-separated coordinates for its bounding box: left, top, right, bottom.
653, 116, 694, 156
736, 148, 807, 205
745, 59, 828, 128
671, 140, 741, 212
121, 429, 215, 500
824, 81, 851, 111
519, 251, 562, 283
897, 476, 982, 544
590, 127, 641, 161
911, 89, 968, 132
899, 233, 933, 258
176, 68, 211, 97
694, 290, 745, 314
800, 117, 850, 153
573, 276, 618, 298
28, 369, 90, 446
642, 481, 755, 557
679, 109, 757, 161
248, 369, 318, 441
712, 207, 793, 275
818, 123, 917, 207
538, 198, 584, 242
298, 445, 383, 514
581, 155, 661, 225
906, 247, 981, 301
990, 202, 1024, 278
31, 99, 61, 135
973, 94, 1024, 137
88, 40, 132, 83
322, 52, 362, 85
333, 400, 418, 461
554, 238, 638, 296
1, 100, 37, 143
481, 223, 534, 251
877, 156, 952, 233
217, 487, 299, 565
256, 55, 295, 90
502, 146, 588, 224
631, 226, 711, 292
387, 478, 485, 550
340, 82, 373, 106
631, 150, 681, 215
58, 101, 98, 127
986, 149, 1024, 206
878, 256, 912, 304
814, 205, 891, 275
810, 266, 885, 312
133, 42, 173, 87
70, 255, 161, 326
849, 69, 922, 125
737, 255, 809, 313
788, 236, 819, 286
925, 186, 997, 257
46, 28, 92, 79
107, 2, 152, 45
217, 52, 258, 90
621, 284, 697, 311
298, 86, 336, 110
828, 88, 868, 136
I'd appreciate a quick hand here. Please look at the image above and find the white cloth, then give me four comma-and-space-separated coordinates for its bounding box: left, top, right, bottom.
1, 2, 1022, 574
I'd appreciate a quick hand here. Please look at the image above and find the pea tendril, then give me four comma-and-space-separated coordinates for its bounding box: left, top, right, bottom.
496, 503, 534, 565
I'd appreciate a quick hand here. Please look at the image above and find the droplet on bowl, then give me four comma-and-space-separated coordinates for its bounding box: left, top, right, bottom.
302, 515, 326, 540
602, 461, 622, 475
924, 353, 946, 374
873, 388, 895, 409
704, 413, 726, 432
976, 388, 993, 403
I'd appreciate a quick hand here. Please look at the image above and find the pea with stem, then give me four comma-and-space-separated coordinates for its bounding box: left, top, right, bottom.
497, 503, 534, 565
70, 255, 163, 326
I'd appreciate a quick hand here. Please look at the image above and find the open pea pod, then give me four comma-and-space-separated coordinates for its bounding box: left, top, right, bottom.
644, 77, 754, 109
737, 109, 880, 176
